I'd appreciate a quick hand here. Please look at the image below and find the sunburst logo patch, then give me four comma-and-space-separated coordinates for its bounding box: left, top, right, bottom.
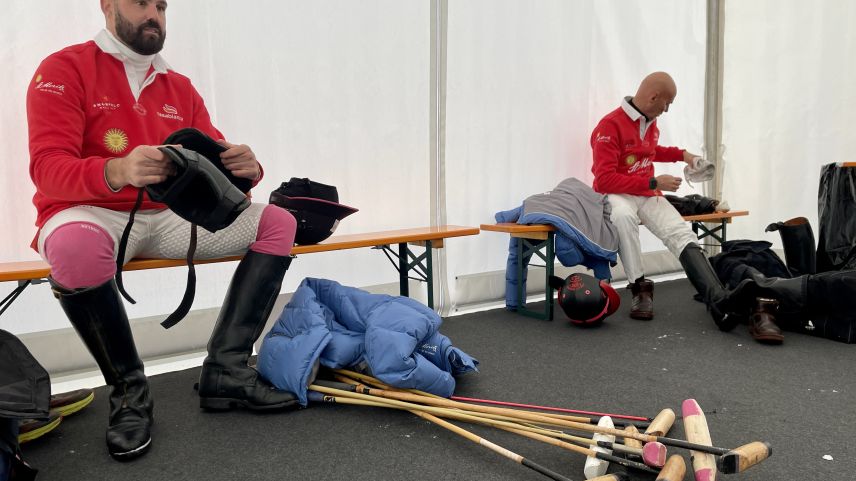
625, 154, 637, 165
103, 129, 129, 153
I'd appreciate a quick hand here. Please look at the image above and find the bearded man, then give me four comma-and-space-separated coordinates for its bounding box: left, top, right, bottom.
26, 0, 300, 460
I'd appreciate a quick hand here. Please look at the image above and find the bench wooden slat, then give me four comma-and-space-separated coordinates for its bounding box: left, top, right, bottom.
482, 210, 750, 235
0, 225, 480, 283
681, 210, 749, 222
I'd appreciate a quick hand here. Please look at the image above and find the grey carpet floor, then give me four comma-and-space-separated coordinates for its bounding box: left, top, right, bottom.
20, 279, 856, 480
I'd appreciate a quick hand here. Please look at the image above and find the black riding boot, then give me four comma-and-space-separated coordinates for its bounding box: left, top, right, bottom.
198, 251, 299, 411
50, 279, 153, 460
679, 243, 745, 331
766, 217, 817, 276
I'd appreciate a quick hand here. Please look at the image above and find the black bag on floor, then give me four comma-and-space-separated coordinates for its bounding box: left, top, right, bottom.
817, 163, 856, 272
1, 329, 49, 480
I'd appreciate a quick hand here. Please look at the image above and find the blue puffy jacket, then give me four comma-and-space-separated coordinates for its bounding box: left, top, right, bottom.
257, 278, 479, 405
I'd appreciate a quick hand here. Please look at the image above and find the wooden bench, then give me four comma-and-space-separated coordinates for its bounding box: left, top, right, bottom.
0, 225, 480, 317
481, 210, 749, 320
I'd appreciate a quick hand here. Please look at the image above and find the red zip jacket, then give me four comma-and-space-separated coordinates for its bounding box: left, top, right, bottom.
27, 38, 226, 239
590, 100, 684, 196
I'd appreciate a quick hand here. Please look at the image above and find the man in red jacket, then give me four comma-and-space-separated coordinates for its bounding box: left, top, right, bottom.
27, 0, 301, 460
590, 72, 748, 333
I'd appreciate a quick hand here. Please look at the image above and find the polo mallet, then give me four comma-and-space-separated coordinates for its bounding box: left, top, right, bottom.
450, 395, 652, 423
323, 378, 666, 466
322, 381, 735, 459
307, 391, 627, 481
332, 368, 652, 425
683, 399, 717, 481
331, 370, 648, 428
326, 370, 771, 474
656, 455, 687, 481
682, 399, 772, 477
310, 384, 660, 475
644, 408, 676, 436
329, 378, 666, 468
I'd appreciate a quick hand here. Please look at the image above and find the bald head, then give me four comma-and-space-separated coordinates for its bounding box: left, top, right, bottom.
633, 72, 677, 120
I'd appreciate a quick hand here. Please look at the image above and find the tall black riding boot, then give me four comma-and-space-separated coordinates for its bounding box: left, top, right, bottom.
198, 251, 299, 411
679, 243, 746, 331
765, 217, 817, 276
50, 279, 153, 460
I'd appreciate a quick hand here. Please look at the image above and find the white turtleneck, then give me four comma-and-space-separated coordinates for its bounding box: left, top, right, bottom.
94, 29, 170, 102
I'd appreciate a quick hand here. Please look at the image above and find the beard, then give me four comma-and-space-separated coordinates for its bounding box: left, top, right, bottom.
114, 11, 166, 55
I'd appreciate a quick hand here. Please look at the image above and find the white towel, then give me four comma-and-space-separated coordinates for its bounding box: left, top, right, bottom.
684, 156, 716, 187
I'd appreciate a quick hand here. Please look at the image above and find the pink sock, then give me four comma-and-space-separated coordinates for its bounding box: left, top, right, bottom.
44, 222, 116, 289
250, 205, 296, 256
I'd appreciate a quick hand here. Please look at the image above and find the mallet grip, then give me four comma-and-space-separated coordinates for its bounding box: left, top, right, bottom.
717, 441, 772, 474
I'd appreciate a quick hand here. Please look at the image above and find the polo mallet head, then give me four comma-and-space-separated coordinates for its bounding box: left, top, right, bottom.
644, 408, 676, 437
655, 454, 687, 481
717, 441, 773, 474
622, 425, 667, 468
682, 399, 717, 481
584, 415, 614, 478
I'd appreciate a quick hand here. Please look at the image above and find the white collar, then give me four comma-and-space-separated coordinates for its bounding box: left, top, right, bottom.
621, 96, 653, 140
621, 96, 645, 122
94, 29, 171, 74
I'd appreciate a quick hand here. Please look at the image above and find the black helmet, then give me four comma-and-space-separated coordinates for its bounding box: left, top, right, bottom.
270, 177, 358, 245
549, 273, 620, 326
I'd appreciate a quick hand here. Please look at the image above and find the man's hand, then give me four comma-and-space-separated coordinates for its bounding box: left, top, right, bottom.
105, 145, 177, 190
683, 150, 700, 164
655, 174, 682, 192
217, 140, 260, 180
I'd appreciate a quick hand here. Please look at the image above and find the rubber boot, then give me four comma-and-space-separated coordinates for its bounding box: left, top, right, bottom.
765, 217, 817, 276
198, 251, 299, 411
629, 278, 654, 320
679, 243, 745, 331
50, 279, 153, 460
749, 297, 783, 344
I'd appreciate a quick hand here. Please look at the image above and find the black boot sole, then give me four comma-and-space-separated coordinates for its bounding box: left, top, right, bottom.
109, 436, 152, 461
630, 311, 654, 321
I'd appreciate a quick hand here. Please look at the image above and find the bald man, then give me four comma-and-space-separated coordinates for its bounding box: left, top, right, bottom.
590, 72, 744, 331
26, 0, 301, 460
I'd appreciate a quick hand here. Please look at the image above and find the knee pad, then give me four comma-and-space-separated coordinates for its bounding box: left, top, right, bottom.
251, 205, 297, 256
44, 222, 116, 289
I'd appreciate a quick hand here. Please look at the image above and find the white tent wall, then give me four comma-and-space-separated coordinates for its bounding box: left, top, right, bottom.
7, 1, 841, 376
2, 2, 431, 373
444, 0, 708, 310
721, 0, 856, 243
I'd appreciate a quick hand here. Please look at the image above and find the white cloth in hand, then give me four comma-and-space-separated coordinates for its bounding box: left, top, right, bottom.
684, 156, 715, 186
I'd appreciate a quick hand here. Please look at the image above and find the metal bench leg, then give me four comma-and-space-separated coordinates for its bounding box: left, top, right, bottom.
382, 242, 435, 309
514, 232, 555, 321
691, 220, 727, 245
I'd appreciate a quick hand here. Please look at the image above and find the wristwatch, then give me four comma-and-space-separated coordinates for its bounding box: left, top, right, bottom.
648, 177, 658, 190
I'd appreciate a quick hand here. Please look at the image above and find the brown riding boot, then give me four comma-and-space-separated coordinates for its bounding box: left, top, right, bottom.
629, 278, 654, 320
749, 297, 783, 344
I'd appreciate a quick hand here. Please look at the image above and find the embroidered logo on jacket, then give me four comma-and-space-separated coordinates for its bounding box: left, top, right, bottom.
33, 74, 65, 96
157, 104, 184, 121
93, 96, 120, 111
104, 128, 129, 153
